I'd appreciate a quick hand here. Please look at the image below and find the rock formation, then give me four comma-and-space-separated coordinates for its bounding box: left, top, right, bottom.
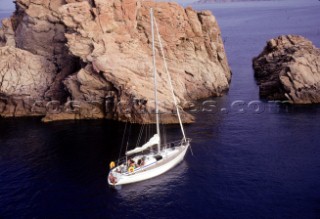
253, 35, 320, 104
0, 0, 231, 123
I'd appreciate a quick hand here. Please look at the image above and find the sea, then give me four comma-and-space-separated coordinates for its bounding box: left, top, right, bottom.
1, 0, 320, 218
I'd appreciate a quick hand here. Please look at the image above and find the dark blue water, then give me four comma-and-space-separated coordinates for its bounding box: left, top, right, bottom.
1, 1, 320, 218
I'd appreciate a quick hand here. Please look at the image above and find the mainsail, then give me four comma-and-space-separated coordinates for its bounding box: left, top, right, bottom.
125, 134, 160, 156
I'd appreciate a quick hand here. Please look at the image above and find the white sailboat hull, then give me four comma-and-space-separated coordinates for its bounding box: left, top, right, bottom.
108, 141, 190, 186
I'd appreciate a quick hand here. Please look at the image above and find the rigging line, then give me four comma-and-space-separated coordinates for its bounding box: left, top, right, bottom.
136, 123, 145, 147
136, 124, 144, 147
153, 15, 187, 142
126, 123, 133, 151
125, 122, 132, 164
145, 124, 148, 143
161, 124, 167, 148
146, 123, 151, 143
118, 121, 128, 162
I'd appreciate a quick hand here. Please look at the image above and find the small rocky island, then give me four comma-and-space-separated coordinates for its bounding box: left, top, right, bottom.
253, 35, 320, 104
0, 0, 231, 123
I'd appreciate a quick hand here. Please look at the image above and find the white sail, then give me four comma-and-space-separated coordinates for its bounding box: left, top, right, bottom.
125, 134, 160, 156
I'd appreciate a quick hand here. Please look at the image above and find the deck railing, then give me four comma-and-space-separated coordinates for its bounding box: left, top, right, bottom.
112, 138, 192, 174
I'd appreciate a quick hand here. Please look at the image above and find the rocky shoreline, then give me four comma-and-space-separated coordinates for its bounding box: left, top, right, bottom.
253, 35, 320, 104
0, 0, 231, 123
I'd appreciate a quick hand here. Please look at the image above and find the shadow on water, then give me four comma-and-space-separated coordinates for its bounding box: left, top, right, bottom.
0, 118, 134, 217
0, 118, 193, 218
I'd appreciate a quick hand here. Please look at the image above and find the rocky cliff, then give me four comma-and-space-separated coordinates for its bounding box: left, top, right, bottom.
253, 35, 320, 104
0, 0, 231, 123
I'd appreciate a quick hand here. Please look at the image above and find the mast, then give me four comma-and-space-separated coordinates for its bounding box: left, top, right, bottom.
150, 8, 161, 153
154, 14, 187, 142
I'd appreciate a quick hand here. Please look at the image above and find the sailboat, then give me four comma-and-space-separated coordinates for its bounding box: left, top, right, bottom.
107, 8, 191, 187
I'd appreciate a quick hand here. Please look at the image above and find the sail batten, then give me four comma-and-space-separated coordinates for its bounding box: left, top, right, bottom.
125, 134, 160, 156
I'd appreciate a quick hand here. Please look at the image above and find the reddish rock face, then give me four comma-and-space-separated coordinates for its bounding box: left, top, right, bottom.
253, 35, 320, 104
0, 0, 231, 123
